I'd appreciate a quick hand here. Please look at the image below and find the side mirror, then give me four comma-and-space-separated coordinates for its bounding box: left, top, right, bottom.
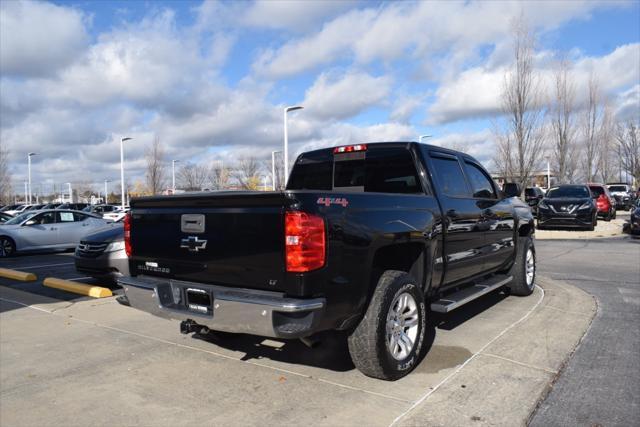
23, 219, 37, 226
503, 183, 521, 198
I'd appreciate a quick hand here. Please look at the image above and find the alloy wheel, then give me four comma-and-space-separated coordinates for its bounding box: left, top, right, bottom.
386, 292, 420, 360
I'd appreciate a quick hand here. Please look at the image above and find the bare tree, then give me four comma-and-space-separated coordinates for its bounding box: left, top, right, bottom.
581, 74, 602, 182
234, 157, 261, 190
210, 161, 230, 190
597, 104, 616, 183
550, 59, 577, 184
272, 151, 285, 190
0, 141, 12, 204
145, 136, 167, 195
178, 162, 209, 191
616, 121, 640, 185
493, 18, 546, 190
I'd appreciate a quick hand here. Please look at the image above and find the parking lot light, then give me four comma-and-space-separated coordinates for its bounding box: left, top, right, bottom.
284, 106, 303, 186
120, 137, 132, 209
66, 182, 72, 203
27, 152, 37, 204
271, 150, 281, 190
104, 180, 110, 204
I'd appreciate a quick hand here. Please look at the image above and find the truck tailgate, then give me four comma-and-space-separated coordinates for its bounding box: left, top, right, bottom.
129, 192, 291, 292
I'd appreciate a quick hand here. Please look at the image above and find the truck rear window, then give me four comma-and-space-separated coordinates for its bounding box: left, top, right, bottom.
287, 146, 423, 194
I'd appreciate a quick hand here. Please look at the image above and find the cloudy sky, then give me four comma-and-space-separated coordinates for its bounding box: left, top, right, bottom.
1, 0, 639, 195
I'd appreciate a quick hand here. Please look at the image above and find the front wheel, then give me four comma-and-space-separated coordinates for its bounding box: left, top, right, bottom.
348, 270, 427, 381
0, 237, 16, 258
507, 236, 536, 296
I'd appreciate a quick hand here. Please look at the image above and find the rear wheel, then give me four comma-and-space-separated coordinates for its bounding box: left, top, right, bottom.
0, 237, 16, 258
506, 236, 535, 296
348, 270, 426, 381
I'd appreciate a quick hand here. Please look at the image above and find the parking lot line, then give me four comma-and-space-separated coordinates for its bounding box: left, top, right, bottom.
0, 268, 37, 282
388, 285, 546, 427
18, 262, 75, 270
0, 295, 412, 405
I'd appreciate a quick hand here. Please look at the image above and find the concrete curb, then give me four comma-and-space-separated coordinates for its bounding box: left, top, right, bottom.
395, 276, 597, 427
43, 277, 112, 298
0, 268, 37, 282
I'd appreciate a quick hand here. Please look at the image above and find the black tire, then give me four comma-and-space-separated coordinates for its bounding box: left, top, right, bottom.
605, 211, 612, 222
506, 236, 536, 296
347, 270, 427, 381
612, 209, 617, 220
0, 236, 16, 258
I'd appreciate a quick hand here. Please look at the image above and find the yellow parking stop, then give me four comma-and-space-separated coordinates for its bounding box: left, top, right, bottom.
43, 277, 112, 298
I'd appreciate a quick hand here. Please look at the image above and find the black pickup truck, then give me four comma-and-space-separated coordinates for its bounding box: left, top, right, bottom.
118, 142, 535, 380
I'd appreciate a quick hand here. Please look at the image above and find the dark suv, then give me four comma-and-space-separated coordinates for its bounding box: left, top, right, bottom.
537, 184, 598, 230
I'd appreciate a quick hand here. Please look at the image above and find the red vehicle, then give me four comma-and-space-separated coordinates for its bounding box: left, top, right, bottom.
588, 184, 616, 221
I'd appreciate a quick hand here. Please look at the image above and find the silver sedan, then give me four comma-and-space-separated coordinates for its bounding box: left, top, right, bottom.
0, 210, 111, 257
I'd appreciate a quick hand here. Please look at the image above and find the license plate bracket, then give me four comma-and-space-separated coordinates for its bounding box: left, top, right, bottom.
185, 288, 213, 315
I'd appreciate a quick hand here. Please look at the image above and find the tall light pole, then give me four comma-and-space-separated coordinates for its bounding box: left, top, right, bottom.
271, 150, 281, 191
27, 152, 37, 204
66, 182, 72, 203
172, 160, 179, 193
23, 181, 27, 203
104, 180, 110, 204
120, 137, 132, 209
283, 106, 303, 186
418, 135, 432, 143
545, 155, 551, 190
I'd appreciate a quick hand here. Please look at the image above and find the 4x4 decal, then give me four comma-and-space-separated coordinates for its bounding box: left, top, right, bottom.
317, 197, 349, 207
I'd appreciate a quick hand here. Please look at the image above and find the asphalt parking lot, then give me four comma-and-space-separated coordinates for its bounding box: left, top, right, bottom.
0, 247, 600, 426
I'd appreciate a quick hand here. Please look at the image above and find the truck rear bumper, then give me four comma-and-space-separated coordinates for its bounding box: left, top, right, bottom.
117, 275, 326, 339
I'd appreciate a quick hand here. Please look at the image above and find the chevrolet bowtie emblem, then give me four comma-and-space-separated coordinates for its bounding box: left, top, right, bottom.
181, 236, 207, 252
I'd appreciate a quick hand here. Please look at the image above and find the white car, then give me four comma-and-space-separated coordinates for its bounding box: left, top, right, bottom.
0, 209, 111, 257
4, 204, 32, 216
102, 207, 129, 222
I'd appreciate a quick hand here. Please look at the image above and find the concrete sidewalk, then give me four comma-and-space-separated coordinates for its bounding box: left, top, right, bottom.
0, 276, 595, 426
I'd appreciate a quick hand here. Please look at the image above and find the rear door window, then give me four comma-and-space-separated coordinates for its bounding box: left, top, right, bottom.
430, 155, 470, 197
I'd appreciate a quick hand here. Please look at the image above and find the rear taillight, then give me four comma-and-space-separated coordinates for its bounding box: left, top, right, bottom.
124, 212, 132, 257
285, 211, 325, 273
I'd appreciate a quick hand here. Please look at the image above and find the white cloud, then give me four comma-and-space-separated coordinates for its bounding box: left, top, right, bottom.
428, 43, 640, 124
390, 94, 426, 123
242, 0, 357, 32
303, 71, 393, 120
614, 84, 640, 121
0, 0, 88, 77
253, 0, 619, 79
428, 130, 496, 166
253, 8, 377, 78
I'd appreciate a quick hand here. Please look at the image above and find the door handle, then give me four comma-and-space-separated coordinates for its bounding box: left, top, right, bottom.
50, 227, 56, 231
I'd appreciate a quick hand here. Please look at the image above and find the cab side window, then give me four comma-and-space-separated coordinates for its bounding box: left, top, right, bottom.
464, 162, 497, 199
